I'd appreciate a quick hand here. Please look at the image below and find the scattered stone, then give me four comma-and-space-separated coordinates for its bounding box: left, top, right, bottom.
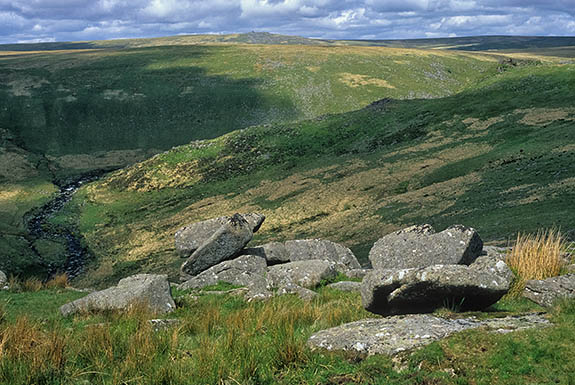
361, 264, 510, 316
277, 282, 318, 301
369, 224, 483, 270
175, 213, 264, 258
180, 214, 253, 279
267, 259, 338, 289
178, 255, 267, 290
60, 274, 176, 316
523, 274, 575, 307
307, 313, 549, 356
285, 239, 361, 272
327, 281, 362, 292
148, 319, 181, 331
243, 242, 290, 264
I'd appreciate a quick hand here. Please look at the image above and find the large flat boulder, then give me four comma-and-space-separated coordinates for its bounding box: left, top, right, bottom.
369, 224, 483, 270
267, 259, 338, 289
243, 242, 290, 264
175, 213, 264, 258
178, 255, 267, 290
308, 313, 549, 356
523, 274, 575, 307
361, 264, 511, 316
60, 274, 175, 316
180, 214, 253, 279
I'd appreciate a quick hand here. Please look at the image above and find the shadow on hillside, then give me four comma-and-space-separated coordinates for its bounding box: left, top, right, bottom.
0, 45, 299, 157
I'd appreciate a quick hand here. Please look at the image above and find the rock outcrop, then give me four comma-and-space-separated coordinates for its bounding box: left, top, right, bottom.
0, 270, 6, 288
243, 242, 290, 264
175, 213, 264, 258
180, 214, 254, 279
361, 264, 511, 315
369, 224, 483, 270
523, 274, 575, 307
60, 274, 175, 316
308, 313, 549, 356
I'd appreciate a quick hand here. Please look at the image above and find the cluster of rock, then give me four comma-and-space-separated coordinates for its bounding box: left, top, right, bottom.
176, 213, 364, 301
56, 213, 573, 358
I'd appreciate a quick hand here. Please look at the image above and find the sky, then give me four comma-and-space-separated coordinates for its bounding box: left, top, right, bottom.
1, 0, 575, 44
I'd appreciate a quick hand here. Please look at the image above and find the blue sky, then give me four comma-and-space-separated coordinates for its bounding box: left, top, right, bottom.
1, 0, 574, 44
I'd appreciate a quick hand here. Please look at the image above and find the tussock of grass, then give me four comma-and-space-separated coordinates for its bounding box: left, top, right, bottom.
506, 228, 569, 296
45, 273, 69, 289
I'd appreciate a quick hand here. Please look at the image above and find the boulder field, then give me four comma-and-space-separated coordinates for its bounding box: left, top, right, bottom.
56, 214, 574, 356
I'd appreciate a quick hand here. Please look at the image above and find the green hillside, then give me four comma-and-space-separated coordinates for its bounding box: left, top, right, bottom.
48, 62, 575, 288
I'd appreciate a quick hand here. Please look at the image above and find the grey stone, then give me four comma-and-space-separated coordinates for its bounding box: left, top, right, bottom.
0, 270, 7, 288
178, 255, 267, 290
470, 251, 514, 283
60, 274, 175, 316
347, 269, 372, 279
277, 282, 318, 301
285, 239, 361, 272
243, 242, 290, 264
307, 313, 549, 356
327, 281, 362, 292
369, 224, 483, 270
567, 264, 575, 274
148, 319, 181, 331
523, 274, 575, 307
267, 259, 338, 289
361, 264, 510, 316
175, 213, 265, 258
180, 214, 253, 279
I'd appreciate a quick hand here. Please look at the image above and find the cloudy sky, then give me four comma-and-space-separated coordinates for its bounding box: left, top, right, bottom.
1, 0, 574, 44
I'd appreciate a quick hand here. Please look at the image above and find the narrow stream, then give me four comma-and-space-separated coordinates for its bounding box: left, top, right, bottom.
26, 172, 103, 279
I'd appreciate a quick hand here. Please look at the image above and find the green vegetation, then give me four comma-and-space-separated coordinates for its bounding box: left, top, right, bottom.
0, 284, 573, 384
51, 62, 575, 287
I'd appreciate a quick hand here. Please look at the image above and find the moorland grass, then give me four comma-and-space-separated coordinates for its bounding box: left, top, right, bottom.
0, 286, 572, 384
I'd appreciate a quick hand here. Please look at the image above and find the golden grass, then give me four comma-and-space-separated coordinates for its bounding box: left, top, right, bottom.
506, 228, 569, 295
45, 273, 69, 289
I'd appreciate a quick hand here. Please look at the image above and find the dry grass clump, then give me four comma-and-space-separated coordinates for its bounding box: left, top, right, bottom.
506, 228, 570, 295
45, 273, 69, 289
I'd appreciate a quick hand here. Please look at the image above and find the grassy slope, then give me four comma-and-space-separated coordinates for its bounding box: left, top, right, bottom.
0, 42, 504, 277
52, 62, 575, 288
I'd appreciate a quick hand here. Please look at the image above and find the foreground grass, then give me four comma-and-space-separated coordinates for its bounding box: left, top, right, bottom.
0, 286, 573, 384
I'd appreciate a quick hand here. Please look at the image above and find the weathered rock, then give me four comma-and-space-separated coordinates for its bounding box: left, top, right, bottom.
180, 214, 253, 279
369, 224, 483, 270
523, 274, 575, 307
285, 239, 361, 272
175, 213, 265, 258
178, 255, 267, 290
327, 281, 362, 292
347, 269, 372, 279
60, 274, 175, 316
243, 242, 290, 264
0, 270, 7, 288
148, 319, 181, 331
567, 264, 575, 274
277, 282, 318, 301
267, 259, 338, 289
361, 264, 510, 316
308, 313, 549, 356
470, 251, 514, 283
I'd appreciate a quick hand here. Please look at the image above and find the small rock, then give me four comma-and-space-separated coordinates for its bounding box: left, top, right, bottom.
347, 268, 372, 279
327, 281, 362, 292
523, 274, 575, 307
277, 282, 317, 301
267, 259, 338, 289
60, 274, 176, 316
148, 319, 181, 331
